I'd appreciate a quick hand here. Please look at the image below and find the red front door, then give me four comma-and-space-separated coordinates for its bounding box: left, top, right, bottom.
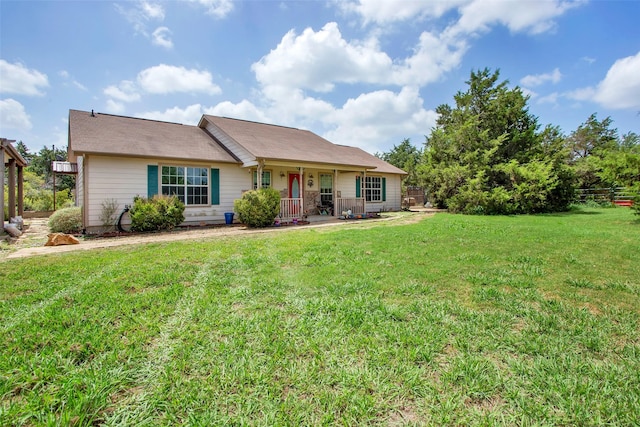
289, 173, 300, 199
288, 173, 301, 215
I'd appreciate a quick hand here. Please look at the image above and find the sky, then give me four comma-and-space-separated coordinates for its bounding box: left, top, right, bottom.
1, 0, 639, 156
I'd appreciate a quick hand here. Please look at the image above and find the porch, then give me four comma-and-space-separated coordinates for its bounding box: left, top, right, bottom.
279, 197, 366, 220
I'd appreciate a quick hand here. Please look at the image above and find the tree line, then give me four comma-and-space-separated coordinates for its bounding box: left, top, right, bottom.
378, 68, 639, 215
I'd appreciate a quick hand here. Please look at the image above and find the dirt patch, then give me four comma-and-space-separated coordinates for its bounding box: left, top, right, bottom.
2, 212, 437, 260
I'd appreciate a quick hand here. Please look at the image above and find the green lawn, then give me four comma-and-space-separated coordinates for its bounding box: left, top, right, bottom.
1, 208, 639, 426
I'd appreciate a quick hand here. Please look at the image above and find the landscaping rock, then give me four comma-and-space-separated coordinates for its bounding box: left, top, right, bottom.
45, 233, 80, 246
4, 224, 22, 237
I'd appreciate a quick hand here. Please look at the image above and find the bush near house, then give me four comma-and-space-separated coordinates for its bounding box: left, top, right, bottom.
48, 207, 83, 234
234, 188, 281, 228
129, 195, 185, 232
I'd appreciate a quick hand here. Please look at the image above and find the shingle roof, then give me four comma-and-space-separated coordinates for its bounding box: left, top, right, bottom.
68, 110, 239, 163
68, 110, 406, 175
202, 115, 407, 174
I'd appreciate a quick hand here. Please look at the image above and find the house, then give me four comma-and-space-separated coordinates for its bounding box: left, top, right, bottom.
1, 138, 27, 233
68, 109, 407, 232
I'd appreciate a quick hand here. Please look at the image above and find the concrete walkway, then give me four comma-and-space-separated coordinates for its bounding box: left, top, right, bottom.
4, 213, 434, 260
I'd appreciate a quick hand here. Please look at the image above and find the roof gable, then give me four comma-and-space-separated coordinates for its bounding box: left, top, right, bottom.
201, 115, 406, 174
68, 110, 239, 163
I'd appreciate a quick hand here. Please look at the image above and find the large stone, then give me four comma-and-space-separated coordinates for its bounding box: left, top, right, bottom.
4, 224, 22, 237
45, 233, 80, 246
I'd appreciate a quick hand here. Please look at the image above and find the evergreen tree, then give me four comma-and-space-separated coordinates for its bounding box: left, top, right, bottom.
420, 68, 574, 214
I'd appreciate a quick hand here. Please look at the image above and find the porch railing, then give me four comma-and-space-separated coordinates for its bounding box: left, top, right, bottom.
336, 197, 365, 215
280, 198, 303, 219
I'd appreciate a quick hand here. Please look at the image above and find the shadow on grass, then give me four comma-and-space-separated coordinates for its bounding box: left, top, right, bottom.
544, 209, 605, 217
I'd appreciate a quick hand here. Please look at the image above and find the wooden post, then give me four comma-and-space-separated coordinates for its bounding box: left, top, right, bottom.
8, 159, 16, 219
17, 165, 24, 216
53, 166, 56, 211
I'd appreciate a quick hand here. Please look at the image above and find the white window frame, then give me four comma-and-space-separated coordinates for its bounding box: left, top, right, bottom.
252, 170, 272, 189
319, 173, 333, 205
161, 165, 209, 206
365, 176, 382, 202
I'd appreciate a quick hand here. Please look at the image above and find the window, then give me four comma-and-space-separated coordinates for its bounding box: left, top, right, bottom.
252, 170, 271, 189
365, 176, 382, 202
161, 166, 209, 205
320, 174, 333, 205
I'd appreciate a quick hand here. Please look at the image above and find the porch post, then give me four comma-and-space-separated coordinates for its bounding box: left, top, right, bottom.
8, 159, 16, 219
362, 169, 367, 214
257, 160, 264, 189
17, 165, 24, 216
333, 169, 338, 216
299, 166, 304, 215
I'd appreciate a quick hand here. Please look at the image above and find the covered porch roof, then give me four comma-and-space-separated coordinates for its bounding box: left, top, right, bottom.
2, 139, 28, 232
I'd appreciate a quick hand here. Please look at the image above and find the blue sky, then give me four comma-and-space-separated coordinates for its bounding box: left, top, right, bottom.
1, 0, 639, 155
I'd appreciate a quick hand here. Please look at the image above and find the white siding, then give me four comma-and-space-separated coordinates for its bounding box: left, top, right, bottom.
84, 155, 250, 231
336, 171, 403, 212
204, 123, 256, 166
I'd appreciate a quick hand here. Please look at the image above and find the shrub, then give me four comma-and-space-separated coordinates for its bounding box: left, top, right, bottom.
99, 199, 120, 232
48, 207, 83, 234
129, 195, 185, 232
234, 188, 281, 228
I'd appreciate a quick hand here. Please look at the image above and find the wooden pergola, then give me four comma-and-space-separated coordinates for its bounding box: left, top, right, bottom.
1, 138, 28, 233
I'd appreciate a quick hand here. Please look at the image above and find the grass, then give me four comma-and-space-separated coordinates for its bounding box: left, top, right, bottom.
1, 208, 639, 426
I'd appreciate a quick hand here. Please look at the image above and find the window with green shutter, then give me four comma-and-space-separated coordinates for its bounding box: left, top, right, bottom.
160, 166, 209, 205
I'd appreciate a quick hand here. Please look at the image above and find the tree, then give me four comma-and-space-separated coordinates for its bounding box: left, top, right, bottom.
377, 138, 422, 187
596, 131, 640, 188
27, 145, 75, 192
566, 113, 618, 161
420, 68, 574, 214
15, 141, 33, 164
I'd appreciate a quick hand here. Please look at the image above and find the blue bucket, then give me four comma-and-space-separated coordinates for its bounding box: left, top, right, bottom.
224, 212, 234, 225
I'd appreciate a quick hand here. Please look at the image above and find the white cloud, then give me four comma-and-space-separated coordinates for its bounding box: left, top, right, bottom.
520, 68, 562, 87
137, 64, 222, 95
0, 98, 32, 131
324, 86, 437, 152
252, 23, 466, 93
205, 100, 271, 123
452, 0, 584, 36
392, 30, 467, 86
59, 69, 88, 91
253, 23, 392, 92
190, 0, 234, 19
152, 26, 173, 49
566, 52, 640, 110
105, 99, 126, 115
137, 104, 205, 124
538, 92, 560, 105
140, 0, 165, 20
566, 86, 595, 102
104, 80, 141, 102
115, 1, 171, 48
0, 60, 49, 96
337, 0, 467, 25
338, 0, 583, 36
592, 51, 640, 109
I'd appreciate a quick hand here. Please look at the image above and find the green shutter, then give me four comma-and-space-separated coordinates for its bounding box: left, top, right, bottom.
211, 168, 220, 205
356, 176, 361, 198
382, 177, 386, 202
147, 165, 158, 198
